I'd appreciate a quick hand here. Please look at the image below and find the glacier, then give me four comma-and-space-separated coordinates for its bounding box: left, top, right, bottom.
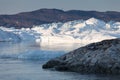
0, 18, 120, 45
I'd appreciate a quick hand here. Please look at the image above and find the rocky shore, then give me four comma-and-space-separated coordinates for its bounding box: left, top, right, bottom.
43, 38, 120, 74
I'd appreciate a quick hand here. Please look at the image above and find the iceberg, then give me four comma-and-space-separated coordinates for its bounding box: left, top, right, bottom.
0, 28, 21, 42
0, 18, 120, 46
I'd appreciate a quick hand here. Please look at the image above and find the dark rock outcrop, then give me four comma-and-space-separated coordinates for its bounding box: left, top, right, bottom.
0, 9, 120, 28
43, 38, 120, 74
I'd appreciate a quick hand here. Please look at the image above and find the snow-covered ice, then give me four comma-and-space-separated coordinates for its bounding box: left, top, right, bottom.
0, 18, 120, 45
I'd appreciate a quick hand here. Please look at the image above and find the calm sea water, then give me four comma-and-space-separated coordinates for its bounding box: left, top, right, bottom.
0, 42, 120, 80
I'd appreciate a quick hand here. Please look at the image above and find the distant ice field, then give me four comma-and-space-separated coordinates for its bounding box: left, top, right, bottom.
0, 18, 120, 45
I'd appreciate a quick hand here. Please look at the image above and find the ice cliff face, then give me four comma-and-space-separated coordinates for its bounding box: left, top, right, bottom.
0, 18, 120, 45
0, 29, 21, 42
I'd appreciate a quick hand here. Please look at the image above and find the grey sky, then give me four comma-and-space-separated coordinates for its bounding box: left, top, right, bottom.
0, 0, 120, 14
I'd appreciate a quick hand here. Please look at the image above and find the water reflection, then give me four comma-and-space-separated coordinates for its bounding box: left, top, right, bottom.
0, 42, 120, 80
0, 59, 120, 80
39, 42, 83, 51
0, 42, 83, 60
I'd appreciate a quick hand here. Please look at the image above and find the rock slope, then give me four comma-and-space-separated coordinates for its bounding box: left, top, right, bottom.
43, 38, 120, 74
0, 9, 120, 28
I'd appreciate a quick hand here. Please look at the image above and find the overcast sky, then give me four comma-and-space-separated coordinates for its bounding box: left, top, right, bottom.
0, 0, 120, 14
